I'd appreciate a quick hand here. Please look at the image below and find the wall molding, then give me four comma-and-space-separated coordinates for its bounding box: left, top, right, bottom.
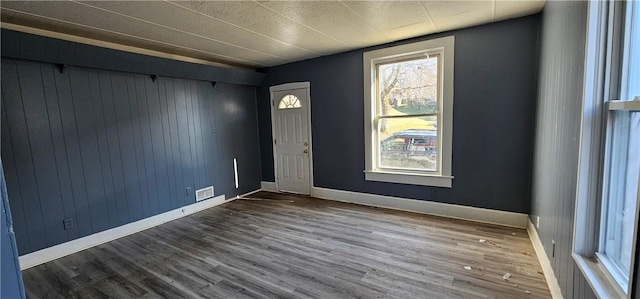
308, 185, 528, 228
0, 27, 265, 86
527, 220, 564, 299
237, 188, 263, 198
18, 191, 254, 270
261, 181, 277, 192
1, 23, 240, 70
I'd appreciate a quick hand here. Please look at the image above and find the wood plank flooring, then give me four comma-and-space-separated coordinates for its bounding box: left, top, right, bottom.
22, 191, 551, 298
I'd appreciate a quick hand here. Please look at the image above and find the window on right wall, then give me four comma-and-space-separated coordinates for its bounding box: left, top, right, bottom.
598, 1, 640, 290
574, 1, 640, 297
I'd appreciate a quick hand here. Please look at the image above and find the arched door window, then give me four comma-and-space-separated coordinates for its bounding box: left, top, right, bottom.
278, 95, 302, 109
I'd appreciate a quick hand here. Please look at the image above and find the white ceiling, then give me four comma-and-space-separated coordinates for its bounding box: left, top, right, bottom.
0, 1, 545, 69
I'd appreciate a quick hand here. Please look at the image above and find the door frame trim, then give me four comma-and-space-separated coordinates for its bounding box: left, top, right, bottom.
269, 82, 314, 194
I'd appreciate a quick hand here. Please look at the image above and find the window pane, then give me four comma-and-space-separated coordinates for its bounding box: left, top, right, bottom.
378, 56, 438, 116
278, 95, 302, 109
600, 2, 640, 285
379, 116, 438, 171
623, 1, 639, 100
602, 111, 639, 277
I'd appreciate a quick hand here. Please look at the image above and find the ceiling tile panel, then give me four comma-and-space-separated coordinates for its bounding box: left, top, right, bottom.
3, 10, 265, 67
80, 1, 314, 61
3, 2, 272, 66
170, 1, 348, 55
1, 0, 545, 68
261, 1, 392, 49
342, 1, 437, 41
422, 1, 494, 32
495, 0, 546, 22
130, 26, 278, 67
0, 6, 16, 21
1, 1, 154, 34
341, 1, 429, 31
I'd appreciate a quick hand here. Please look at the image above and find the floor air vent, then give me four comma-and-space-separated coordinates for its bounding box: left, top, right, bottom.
196, 186, 214, 202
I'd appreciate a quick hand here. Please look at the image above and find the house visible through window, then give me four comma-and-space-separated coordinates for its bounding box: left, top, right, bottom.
378, 55, 439, 172
363, 36, 454, 188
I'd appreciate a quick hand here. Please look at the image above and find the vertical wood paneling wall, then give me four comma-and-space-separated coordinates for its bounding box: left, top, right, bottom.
1, 58, 262, 255
530, 1, 596, 298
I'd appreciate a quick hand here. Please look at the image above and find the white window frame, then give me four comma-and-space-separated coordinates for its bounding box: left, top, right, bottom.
573, 1, 640, 298
363, 36, 454, 188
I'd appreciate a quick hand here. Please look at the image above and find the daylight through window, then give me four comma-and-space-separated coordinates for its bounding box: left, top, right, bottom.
363, 36, 454, 188
597, 1, 640, 290
278, 95, 302, 109
377, 55, 440, 172
573, 1, 640, 297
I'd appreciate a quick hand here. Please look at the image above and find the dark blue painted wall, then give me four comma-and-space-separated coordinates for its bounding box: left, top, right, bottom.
258, 15, 539, 214
1, 58, 261, 255
1, 29, 265, 86
1, 159, 26, 299
529, 1, 596, 298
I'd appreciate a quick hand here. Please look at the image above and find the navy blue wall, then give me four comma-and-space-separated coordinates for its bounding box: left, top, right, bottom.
1, 58, 261, 255
258, 15, 539, 214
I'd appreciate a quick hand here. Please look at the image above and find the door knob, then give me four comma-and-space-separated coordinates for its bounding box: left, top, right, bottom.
304, 149, 308, 154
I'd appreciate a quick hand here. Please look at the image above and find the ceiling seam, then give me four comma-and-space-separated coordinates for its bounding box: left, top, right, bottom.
164, 1, 320, 56
69, 0, 285, 60
0, 7, 267, 68
492, 0, 497, 22
338, 1, 395, 43
418, 2, 440, 33
251, 0, 354, 49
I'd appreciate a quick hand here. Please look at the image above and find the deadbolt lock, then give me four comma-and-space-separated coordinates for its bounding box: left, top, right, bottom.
304, 142, 308, 146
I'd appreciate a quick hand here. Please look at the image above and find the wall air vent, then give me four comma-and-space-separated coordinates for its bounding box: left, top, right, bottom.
195, 186, 214, 202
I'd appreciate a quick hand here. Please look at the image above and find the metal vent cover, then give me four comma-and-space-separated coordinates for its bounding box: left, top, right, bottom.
195, 186, 214, 202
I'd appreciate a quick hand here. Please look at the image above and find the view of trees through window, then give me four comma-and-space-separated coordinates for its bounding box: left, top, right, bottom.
376, 55, 440, 171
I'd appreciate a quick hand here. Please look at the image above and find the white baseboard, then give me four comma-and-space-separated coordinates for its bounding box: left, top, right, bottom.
527, 220, 564, 299
261, 181, 277, 192
310, 186, 529, 228
238, 188, 263, 198
19, 193, 242, 270
258, 183, 527, 227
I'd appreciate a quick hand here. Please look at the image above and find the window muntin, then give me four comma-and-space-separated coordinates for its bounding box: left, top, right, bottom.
278, 95, 302, 109
374, 54, 441, 174
599, 110, 639, 287
596, 0, 640, 293
363, 36, 454, 188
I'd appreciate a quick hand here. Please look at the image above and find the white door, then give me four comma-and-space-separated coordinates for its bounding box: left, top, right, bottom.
271, 85, 311, 194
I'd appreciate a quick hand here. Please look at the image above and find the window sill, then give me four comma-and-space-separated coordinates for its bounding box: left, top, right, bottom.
364, 170, 453, 188
573, 253, 627, 299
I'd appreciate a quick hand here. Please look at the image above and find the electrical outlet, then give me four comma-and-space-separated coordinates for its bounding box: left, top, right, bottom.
186, 187, 192, 196
536, 216, 540, 229
63, 218, 74, 230
430, 189, 438, 198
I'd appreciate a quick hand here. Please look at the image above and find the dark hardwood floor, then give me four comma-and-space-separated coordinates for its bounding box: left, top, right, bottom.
22, 191, 551, 298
